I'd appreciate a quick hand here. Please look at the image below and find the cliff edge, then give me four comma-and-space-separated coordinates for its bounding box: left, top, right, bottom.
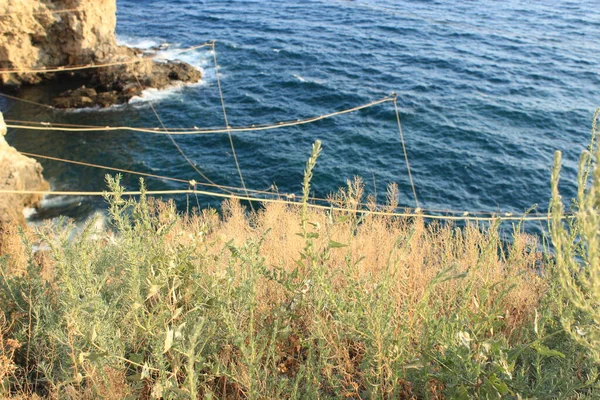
0, 0, 201, 108
0, 111, 49, 225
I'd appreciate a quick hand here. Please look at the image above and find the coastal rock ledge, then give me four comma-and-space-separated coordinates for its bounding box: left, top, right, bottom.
0, 0, 202, 109
0, 112, 49, 225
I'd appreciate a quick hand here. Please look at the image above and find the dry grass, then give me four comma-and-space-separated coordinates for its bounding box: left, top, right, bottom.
0, 178, 588, 398
3, 111, 598, 399
160, 196, 546, 334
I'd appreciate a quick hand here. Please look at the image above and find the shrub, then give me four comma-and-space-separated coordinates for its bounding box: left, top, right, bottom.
550, 108, 600, 363
0, 140, 597, 398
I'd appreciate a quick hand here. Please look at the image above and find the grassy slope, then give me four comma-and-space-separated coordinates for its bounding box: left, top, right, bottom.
1, 134, 599, 398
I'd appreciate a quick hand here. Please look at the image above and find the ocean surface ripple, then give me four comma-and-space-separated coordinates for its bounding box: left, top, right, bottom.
2, 0, 599, 229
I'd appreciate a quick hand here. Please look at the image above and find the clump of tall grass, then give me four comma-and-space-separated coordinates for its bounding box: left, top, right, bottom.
551, 108, 600, 363
0, 137, 598, 398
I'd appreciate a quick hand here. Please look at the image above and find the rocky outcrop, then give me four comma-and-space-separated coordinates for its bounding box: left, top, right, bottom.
0, 0, 201, 108
52, 60, 202, 108
0, 0, 121, 86
0, 112, 49, 225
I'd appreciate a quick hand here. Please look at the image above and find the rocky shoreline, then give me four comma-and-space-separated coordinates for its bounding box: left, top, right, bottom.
0, 0, 203, 224
51, 58, 202, 109
0, 0, 202, 110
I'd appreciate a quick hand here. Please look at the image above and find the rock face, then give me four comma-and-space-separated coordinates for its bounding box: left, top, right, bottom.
0, 112, 50, 225
0, 0, 120, 86
0, 0, 201, 108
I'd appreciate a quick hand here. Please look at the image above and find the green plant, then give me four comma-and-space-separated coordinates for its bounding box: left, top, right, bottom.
2, 138, 600, 398
550, 108, 600, 363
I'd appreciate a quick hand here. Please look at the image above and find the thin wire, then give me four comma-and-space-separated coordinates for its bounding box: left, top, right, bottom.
0, 41, 213, 75
4, 97, 394, 134
19, 150, 572, 219
211, 41, 254, 211
0, 93, 55, 109
0, 40, 213, 78
166, 42, 214, 55
4, 94, 561, 217
21, 152, 188, 184
0, 59, 142, 74
0, 8, 84, 17
132, 74, 237, 195
194, 190, 201, 210
6, 143, 568, 219
0, 51, 554, 219
21, 151, 281, 197
6, 120, 89, 127
2, 91, 565, 218
393, 96, 419, 208
0, 187, 570, 222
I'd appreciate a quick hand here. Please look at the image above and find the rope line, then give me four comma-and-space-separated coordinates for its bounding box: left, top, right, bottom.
0, 58, 143, 74
17, 150, 563, 219
5, 93, 556, 217
0, 40, 214, 75
0, 7, 84, 17
211, 41, 254, 209
4, 97, 394, 134
0, 187, 567, 222
393, 95, 420, 208
1, 93, 404, 205
0, 93, 55, 109
1, 75, 552, 220
20, 151, 281, 197
0, 42, 553, 222
21, 152, 188, 184
166, 42, 214, 54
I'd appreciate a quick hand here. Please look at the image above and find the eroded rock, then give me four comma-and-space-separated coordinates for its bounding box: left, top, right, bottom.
0, 0, 120, 87
0, 112, 50, 225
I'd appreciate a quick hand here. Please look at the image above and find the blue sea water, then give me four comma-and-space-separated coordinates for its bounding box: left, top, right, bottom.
2, 0, 599, 228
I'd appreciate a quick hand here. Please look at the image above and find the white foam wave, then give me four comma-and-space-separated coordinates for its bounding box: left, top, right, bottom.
117, 35, 162, 50
129, 84, 184, 104
154, 48, 214, 74
129, 78, 206, 105
41, 195, 82, 209
118, 34, 214, 73
293, 74, 324, 85
23, 207, 37, 219
64, 102, 130, 113
293, 74, 307, 83
32, 243, 51, 252
125, 37, 216, 104
86, 212, 108, 241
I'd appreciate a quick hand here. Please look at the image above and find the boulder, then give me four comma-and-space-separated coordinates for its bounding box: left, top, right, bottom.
53, 86, 97, 108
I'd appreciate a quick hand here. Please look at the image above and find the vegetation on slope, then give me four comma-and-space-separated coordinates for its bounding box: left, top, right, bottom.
0, 130, 599, 398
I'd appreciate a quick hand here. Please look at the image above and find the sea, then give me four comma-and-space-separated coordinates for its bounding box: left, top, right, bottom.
2, 0, 599, 234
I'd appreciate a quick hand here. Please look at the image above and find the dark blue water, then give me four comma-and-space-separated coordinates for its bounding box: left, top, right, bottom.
2, 0, 599, 226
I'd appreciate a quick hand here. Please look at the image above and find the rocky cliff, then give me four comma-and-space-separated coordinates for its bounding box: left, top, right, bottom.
0, 111, 49, 225
0, 0, 200, 224
0, 0, 122, 86
0, 0, 201, 108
